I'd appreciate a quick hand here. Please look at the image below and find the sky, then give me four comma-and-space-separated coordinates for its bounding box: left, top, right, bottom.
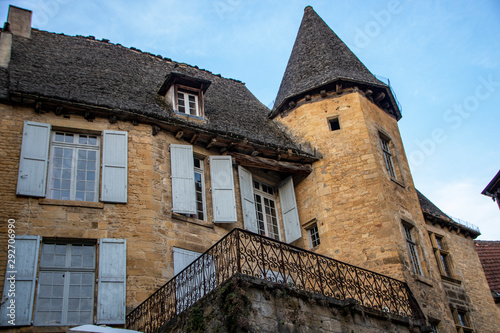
1, 0, 499, 239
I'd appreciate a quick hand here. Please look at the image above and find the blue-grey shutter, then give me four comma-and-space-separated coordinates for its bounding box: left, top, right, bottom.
97, 238, 126, 324
173, 247, 202, 275
210, 156, 237, 222
101, 131, 128, 203
0, 235, 40, 326
16, 121, 51, 197
170, 144, 196, 214
238, 166, 257, 233
278, 177, 302, 243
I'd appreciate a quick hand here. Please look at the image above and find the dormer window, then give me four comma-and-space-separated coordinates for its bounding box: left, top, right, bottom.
158, 72, 211, 120
176, 86, 201, 117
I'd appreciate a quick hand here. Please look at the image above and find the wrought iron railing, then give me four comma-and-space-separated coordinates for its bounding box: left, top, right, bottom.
126, 228, 424, 332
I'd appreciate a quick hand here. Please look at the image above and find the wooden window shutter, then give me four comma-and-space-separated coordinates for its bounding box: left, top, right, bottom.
209, 156, 237, 222
16, 121, 51, 197
0, 235, 40, 326
101, 130, 128, 203
238, 166, 257, 233
170, 144, 197, 214
97, 238, 126, 324
278, 176, 302, 243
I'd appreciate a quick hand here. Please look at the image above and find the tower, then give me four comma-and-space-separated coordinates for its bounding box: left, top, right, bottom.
271, 6, 451, 323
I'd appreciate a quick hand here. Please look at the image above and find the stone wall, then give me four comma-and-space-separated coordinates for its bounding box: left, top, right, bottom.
0, 102, 246, 321
164, 274, 422, 333
273, 89, 479, 332
426, 222, 500, 332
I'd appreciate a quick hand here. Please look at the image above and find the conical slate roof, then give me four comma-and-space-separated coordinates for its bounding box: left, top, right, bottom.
273, 6, 387, 113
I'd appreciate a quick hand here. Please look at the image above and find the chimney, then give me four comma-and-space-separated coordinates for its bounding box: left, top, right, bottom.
7, 5, 32, 38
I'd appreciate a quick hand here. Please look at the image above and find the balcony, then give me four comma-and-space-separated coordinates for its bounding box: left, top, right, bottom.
126, 228, 424, 332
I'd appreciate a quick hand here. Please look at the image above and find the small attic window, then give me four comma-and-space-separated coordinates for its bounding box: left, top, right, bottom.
328, 117, 340, 131
158, 72, 211, 119
176, 86, 201, 117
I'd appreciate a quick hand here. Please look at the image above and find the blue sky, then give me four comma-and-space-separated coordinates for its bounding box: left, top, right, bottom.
1, 0, 499, 238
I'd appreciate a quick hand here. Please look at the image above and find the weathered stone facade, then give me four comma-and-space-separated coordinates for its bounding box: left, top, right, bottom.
1, 4, 499, 333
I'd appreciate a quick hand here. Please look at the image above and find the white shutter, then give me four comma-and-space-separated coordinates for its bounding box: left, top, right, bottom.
16, 121, 51, 197
97, 239, 126, 324
173, 247, 202, 275
210, 156, 237, 222
101, 131, 128, 203
170, 144, 196, 214
278, 177, 302, 243
238, 166, 257, 233
0, 235, 40, 326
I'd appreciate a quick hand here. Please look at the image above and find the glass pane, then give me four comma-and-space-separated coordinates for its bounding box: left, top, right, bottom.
75, 191, 85, 201
55, 133, 65, 142
79, 135, 88, 145
87, 171, 95, 181
65, 133, 74, 143
63, 148, 73, 158
88, 151, 96, 160
88, 136, 97, 145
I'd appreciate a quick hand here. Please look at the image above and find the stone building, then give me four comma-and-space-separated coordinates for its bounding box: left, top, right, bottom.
0, 4, 498, 333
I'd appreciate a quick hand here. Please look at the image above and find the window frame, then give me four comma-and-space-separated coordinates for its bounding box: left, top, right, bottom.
193, 157, 207, 221
380, 134, 397, 180
253, 179, 282, 241
403, 223, 423, 276
47, 131, 101, 202
174, 84, 204, 118
34, 241, 97, 326
429, 232, 455, 279
451, 307, 474, 333
307, 223, 321, 248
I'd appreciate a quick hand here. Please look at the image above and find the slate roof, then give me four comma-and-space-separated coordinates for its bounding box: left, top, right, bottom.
2, 29, 311, 155
475, 240, 500, 294
272, 6, 389, 115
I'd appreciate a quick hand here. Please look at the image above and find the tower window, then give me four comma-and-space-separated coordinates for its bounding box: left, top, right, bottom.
403, 224, 423, 275
328, 118, 340, 131
380, 135, 397, 179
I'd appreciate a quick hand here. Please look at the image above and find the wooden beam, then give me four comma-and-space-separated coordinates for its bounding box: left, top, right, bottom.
206, 137, 217, 149
190, 133, 199, 144
175, 130, 184, 140
228, 152, 312, 175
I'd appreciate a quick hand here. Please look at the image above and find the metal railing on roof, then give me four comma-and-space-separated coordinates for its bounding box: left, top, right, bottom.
126, 228, 424, 333
375, 75, 402, 114
449, 215, 481, 233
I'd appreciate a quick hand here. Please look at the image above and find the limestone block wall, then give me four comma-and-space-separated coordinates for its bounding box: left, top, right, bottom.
426, 222, 500, 332
274, 90, 457, 330
0, 102, 246, 317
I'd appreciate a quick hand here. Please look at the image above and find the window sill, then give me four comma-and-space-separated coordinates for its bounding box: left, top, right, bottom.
414, 274, 434, 287
39, 199, 104, 209
171, 212, 213, 229
441, 275, 462, 285
390, 177, 406, 188
173, 111, 206, 121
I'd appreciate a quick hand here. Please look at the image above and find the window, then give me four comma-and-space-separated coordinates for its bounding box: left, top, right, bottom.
307, 224, 320, 248
170, 144, 236, 222
16, 121, 128, 203
193, 158, 206, 220
35, 242, 96, 325
328, 117, 340, 131
380, 135, 397, 179
254, 179, 281, 241
238, 166, 302, 244
47, 132, 100, 202
429, 232, 454, 278
451, 307, 473, 333
430, 323, 440, 333
0, 236, 126, 327
403, 224, 423, 275
176, 90, 200, 116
